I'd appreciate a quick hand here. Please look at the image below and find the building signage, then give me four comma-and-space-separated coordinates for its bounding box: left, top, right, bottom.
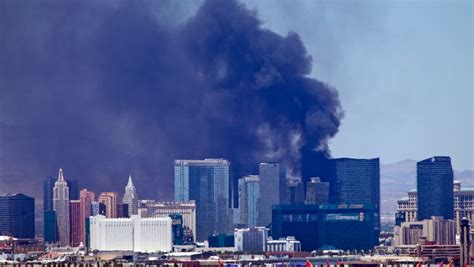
325, 212, 365, 222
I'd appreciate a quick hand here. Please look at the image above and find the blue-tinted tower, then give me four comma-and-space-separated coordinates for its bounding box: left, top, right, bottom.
43, 176, 56, 211
0, 193, 35, 239
417, 156, 454, 220
333, 158, 380, 236
43, 210, 57, 242
174, 159, 231, 241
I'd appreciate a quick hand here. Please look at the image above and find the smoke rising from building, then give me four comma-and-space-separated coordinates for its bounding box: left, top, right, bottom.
0, 0, 343, 200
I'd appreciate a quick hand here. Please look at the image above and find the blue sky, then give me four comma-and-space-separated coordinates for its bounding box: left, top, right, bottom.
242, 0, 473, 170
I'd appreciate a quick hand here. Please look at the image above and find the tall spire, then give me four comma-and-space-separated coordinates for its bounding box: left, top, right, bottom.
127, 174, 134, 187
58, 168, 64, 181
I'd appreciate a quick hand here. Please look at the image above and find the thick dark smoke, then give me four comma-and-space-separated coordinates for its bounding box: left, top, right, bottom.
0, 0, 343, 203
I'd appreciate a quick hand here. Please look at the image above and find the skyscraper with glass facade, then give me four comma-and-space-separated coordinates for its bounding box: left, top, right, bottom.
44, 210, 57, 243
43, 176, 56, 211
66, 179, 79, 200
417, 156, 454, 220
238, 175, 260, 227
334, 158, 380, 206
174, 159, 231, 241
0, 193, 35, 239
258, 162, 286, 227
333, 158, 380, 240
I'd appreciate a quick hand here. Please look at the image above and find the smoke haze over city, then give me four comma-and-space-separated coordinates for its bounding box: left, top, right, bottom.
0, 0, 344, 202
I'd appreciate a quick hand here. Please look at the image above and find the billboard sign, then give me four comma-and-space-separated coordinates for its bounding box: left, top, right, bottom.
325, 212, 365, 222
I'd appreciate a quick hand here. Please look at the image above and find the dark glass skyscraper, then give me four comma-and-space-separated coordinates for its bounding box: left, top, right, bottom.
43, 176, 56, 211
0, 193, 35, 239
174, 159, 231, 241
333, 158, 380, 237
66, 179, 79, 200
334, 158, 380, 206
43, 210, 57, 243
417, 156, 454, 220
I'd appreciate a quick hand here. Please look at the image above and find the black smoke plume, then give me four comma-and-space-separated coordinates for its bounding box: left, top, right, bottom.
0, 0, 343, 202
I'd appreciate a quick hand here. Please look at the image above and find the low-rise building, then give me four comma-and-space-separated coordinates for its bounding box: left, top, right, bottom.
89, 215, 172, 253
234, 227, 268, 253
394, 216, 455, 245
266, 236, 301, 252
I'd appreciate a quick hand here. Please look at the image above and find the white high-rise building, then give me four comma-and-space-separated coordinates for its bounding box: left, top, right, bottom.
53, 168, 70, 246
122, 174, 138, 216
89, 215, 172, 252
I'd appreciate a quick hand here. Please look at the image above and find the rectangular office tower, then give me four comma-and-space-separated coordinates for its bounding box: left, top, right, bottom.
174, 159, 231, 241
0, 193, 35, 239
334, 158, 380, 233
238, 175, 260, 228
258, 162, 286, 227
417, 156, 454, 220
43, 176, 56, 211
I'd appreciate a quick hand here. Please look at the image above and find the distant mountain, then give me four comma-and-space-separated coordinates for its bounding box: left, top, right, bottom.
380, 159, 474, 214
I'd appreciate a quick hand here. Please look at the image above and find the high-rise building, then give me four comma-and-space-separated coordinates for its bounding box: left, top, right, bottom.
89, 215, 172, 252
397, 180, 473, 234
0, 193, 35, 239
43, 176, 56, 211
79, 189, 95, 243
417, 156, 454, 220
43, 176, 57, 242
53, 168, 70, 246
98, 192, 118, 218
305, 177, 329, 205
238, 175, 260, 228
287, 178, 305, 205
333, 158, 380, 236
258, 162, 286, 227
141, 200, 197, 242
122, 175, 138, 216
66, 179, 79, 200
69, 200, 81, 246
44, 210, 57, 243
174, 159, 231, 241
334, 158, 380, 206
232, 162, 259, 208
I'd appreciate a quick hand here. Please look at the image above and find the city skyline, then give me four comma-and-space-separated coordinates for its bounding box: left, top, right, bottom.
1, 0, 471, 204
0, 0, 472, 263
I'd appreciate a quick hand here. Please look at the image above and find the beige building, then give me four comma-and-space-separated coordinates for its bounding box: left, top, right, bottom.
98, 192, 119, 218
397, 180, 474, 234
394, 216, 456, 245
139, 200, 196, 241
